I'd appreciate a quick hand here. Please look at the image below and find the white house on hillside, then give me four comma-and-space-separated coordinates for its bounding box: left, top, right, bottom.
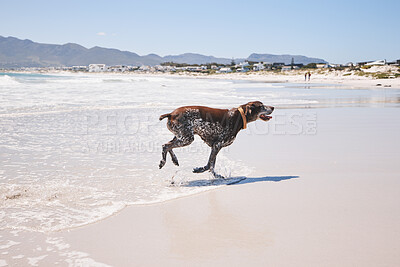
366, 60, 386, 66
138, 65, 150, 72
89, 64, 106, 72
217, 67, 232, 73
108, 65, 127, 72
235, 62, 249, 68
253, 62, 265, 71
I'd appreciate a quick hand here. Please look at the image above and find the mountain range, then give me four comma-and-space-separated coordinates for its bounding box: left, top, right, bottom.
0, 36, 327, 68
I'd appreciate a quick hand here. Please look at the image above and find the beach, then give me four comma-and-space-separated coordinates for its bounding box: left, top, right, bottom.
113, 64, 400, 89
1, 73, 400, 266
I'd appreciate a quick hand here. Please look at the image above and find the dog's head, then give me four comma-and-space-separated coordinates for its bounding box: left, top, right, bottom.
240, 101, 274, 123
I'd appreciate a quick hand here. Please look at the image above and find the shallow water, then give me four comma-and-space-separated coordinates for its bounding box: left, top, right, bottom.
0, 72, 399, 232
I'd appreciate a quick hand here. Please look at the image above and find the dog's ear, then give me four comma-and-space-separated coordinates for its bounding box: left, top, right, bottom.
245, 104, 252, 115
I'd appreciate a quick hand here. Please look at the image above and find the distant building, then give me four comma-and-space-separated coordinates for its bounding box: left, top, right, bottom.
388, 60, 400, 66
185, 66, 205, 72
292, 63, 304, 68
160, 65, 176, 72
272, 62, 284, 67
217, 67, 232, 73
138, 65, 150, 72
154, 65, 165, 72
89, 64, 106, 72
281, 65, 299, 71
356, 61, 373, 66
72, 66, 88, 71
108, 65, 128, 72
235, 62, 250, 68
263, 62, 273, 70
365, 59, 386, 66
236, 67, 249, 72
253, 62, 265, 71
318, 63, 340, 68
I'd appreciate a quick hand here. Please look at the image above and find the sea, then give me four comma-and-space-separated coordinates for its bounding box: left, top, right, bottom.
0, 72, 398, 232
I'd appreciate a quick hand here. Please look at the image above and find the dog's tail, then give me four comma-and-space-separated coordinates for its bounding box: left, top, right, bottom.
159, 113, 171, 121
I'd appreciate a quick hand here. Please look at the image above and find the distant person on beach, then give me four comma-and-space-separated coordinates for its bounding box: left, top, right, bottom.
305, 72, 311, 81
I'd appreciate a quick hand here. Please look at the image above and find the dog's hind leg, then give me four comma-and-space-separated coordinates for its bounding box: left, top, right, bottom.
168, 150, 179, 166
159, 135, 194, 169
159, 137, 176, 169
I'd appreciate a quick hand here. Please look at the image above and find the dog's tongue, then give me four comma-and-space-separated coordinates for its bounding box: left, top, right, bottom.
260, 114, 272, 121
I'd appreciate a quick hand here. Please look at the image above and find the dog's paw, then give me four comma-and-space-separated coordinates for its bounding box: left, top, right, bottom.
159, 160, 166, 169
193, 166, 207, 173
171, 156, 179, 166
211, 169, 226, 179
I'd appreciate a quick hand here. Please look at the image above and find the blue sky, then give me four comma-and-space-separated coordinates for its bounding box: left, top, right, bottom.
1, 0, 399, 63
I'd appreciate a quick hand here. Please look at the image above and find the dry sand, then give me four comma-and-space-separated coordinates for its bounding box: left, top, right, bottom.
195, 69, 400, 89
141, 65, 400, 89
3, 107, 399, 266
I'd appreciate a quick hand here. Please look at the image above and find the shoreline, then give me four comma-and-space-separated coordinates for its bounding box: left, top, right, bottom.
2, 68, 400, 89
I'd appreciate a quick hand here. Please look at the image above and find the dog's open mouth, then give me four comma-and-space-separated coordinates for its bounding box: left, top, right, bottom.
259, 114, 272, 121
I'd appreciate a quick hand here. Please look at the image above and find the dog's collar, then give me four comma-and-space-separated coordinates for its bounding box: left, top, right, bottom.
238, 107, 247, 129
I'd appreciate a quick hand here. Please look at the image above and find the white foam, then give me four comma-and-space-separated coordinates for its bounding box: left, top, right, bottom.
45, 237, 111, 266
12, 255, 24, 259
0, 240, 20, 249
27, 255, 48, 266
0, 75, 20, 85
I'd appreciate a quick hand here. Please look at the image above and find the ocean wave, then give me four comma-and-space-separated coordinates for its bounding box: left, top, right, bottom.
0, 75, 20, 85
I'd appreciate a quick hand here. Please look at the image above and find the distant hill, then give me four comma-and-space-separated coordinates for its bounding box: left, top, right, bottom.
248, 53, 327, 65
0, 36, 161, 68
0, 36, 327, 68
163, 53, 243, 65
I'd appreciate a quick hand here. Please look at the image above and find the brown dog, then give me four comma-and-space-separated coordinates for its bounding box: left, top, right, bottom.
159, 101, 274, 178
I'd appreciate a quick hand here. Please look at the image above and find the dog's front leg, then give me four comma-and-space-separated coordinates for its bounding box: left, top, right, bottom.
193, 144, 222, 177
209, 144, 225, 179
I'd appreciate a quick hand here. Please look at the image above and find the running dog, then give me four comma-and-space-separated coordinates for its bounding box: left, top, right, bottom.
159, 101, 274, 178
